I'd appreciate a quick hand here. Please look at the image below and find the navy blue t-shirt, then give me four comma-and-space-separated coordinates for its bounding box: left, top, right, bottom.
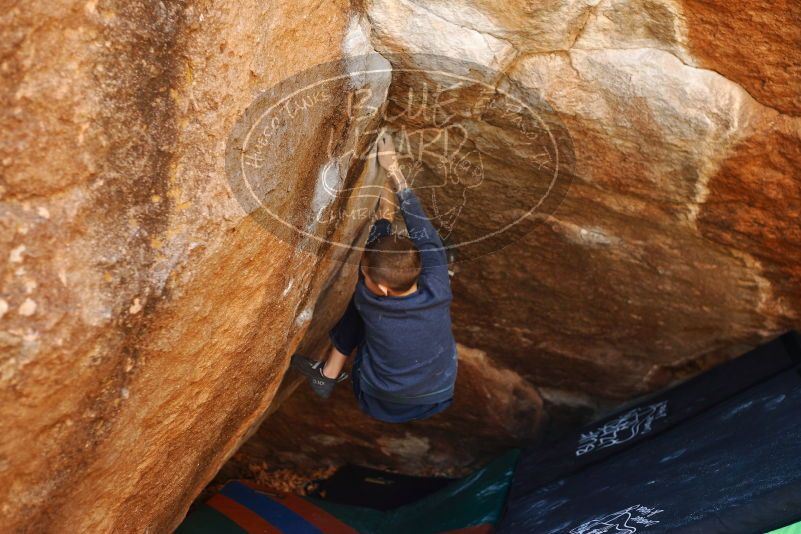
353, 188, 458, 423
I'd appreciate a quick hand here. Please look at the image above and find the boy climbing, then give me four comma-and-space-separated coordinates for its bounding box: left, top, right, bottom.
291, 132, 458, 423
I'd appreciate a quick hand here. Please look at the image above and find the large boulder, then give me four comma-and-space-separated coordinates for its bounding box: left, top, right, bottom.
0, 1, 388, 531
2, 0, 800, 530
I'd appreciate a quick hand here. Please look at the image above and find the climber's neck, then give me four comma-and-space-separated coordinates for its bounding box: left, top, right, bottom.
363, 271, 418, 297
388, 283, 418, 297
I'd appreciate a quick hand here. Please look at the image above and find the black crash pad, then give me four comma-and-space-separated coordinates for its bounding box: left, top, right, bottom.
500, 332, 801, 533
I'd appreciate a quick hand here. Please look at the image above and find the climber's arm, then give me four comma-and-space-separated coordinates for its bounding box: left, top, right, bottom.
377, 133, 448, 274
389, 170, 448, 274
376, 167, 398, 222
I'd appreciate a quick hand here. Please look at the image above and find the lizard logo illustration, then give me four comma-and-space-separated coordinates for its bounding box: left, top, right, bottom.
570, 504, 663, 534
576, 401, 668, 456
393, 124, 484, 241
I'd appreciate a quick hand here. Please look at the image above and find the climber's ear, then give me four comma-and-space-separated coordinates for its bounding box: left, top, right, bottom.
377, 283, 390, 297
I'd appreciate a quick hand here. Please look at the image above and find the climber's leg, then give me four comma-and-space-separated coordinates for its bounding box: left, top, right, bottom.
320, 296, 366, 389
290, 296, 363, 399
328, 297, 364, 358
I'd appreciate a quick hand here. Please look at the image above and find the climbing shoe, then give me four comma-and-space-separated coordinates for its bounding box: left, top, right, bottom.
290, 354, 348, 400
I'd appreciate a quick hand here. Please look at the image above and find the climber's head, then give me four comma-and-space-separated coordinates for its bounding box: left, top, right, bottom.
361, 235, 421, 297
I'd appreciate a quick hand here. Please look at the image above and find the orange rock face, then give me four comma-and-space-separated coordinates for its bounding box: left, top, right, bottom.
682, 0, 801, 115
1, 1, 387, 531
697, 115, 801, 321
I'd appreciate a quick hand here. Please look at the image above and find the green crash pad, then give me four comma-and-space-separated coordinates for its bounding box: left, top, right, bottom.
306, 449, 520, 533
768, 520, 801, 534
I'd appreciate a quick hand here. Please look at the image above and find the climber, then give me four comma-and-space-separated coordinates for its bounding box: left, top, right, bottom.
291, 132, 457, 423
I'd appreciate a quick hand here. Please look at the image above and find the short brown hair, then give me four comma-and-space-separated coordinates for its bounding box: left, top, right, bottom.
362, 235, 422, 292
